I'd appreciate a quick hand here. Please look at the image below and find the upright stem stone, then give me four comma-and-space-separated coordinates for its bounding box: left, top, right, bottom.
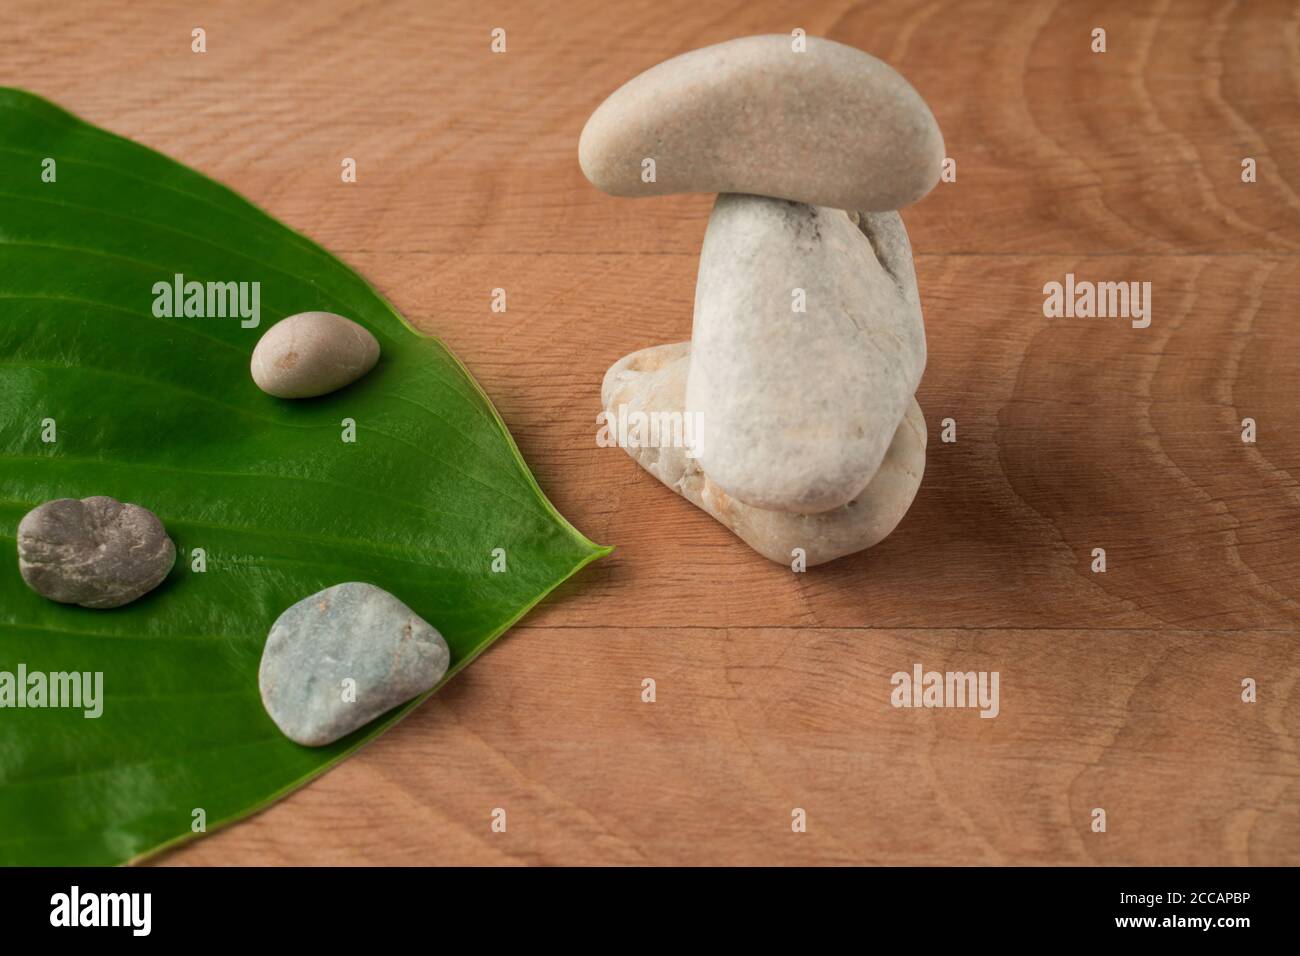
687, 196, 925, 514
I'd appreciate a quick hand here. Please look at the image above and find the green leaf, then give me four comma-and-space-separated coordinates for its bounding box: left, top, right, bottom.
0, 88, 608, 865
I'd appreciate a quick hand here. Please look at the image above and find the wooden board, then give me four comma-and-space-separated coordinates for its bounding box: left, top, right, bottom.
2, 0, 1296, 865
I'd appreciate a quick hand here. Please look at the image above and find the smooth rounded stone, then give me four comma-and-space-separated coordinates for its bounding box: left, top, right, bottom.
603, 342, 925, 566
250, 311, 380, 398
579, 34, 944, 212
686, 194, 925, 515
258, 582, 450, 747
17, 496, 176, 608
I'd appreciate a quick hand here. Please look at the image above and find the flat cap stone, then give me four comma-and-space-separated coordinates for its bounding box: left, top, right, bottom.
17, 496, 176, 608
579, 34, 945, 212
258, 582, 450, 747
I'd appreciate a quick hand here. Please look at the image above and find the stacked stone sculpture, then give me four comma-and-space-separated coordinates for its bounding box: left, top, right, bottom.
580, 34, 945, 566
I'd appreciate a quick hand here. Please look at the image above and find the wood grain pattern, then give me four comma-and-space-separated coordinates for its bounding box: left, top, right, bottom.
1, 0, 1296, 865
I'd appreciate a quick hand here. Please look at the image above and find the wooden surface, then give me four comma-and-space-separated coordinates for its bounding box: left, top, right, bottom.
3, 0, 1297, 865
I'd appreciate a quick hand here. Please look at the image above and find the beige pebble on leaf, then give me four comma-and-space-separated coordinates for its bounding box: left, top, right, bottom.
250, 311, 380, 399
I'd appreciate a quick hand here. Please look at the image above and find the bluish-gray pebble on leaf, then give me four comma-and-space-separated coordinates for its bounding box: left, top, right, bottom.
258, 582, 450, 747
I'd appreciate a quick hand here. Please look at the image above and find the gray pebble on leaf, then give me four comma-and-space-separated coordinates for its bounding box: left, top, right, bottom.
17, 496, 176, 608
258, 582, 450, 747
